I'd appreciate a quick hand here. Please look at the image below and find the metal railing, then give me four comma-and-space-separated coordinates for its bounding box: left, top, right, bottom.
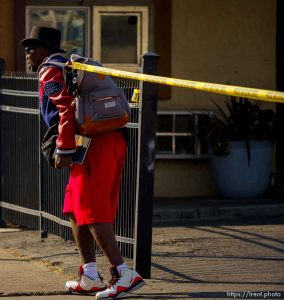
0, 53, 159, 278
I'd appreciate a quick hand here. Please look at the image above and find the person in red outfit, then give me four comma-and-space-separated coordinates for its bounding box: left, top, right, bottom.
21, 26, 144, 299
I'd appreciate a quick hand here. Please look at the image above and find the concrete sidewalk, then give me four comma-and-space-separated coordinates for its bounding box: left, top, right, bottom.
0, 219, 284, 299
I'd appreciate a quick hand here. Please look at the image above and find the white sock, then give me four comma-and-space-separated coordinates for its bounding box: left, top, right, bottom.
116, 262, 128, 275
83, 262, 98, 280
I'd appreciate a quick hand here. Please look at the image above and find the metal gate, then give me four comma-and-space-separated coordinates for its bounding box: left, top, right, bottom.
0, 53, 159, 278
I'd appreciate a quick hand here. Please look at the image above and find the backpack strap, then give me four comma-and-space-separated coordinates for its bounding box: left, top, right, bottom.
41, 61, 66, 68
38, 54, 68, 77
38, 61, 66, 77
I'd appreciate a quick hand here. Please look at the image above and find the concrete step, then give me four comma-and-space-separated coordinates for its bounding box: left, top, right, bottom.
153, 197, 284, 223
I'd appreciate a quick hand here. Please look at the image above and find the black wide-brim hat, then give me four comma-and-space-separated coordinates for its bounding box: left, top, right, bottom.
20, 26, 67, 53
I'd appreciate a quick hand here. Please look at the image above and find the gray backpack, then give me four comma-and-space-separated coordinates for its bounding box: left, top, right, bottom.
40, 54, 131, 136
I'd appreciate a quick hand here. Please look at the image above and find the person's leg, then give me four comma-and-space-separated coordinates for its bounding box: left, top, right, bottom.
88, 222, 123, 266
69, 213, 96, 264
87, 133, 126, 268
89, 134, 144, 299
89, 222, 144, 300
65, 213, 106, 294
63, 158, 109, 295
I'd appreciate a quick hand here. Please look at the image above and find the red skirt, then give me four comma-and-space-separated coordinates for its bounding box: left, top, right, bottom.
63, 131, 127, 225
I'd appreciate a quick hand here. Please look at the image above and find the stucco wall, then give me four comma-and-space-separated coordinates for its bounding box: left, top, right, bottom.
154, 0, 276, 198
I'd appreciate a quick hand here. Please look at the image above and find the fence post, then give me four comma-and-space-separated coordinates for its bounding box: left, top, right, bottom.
0, 58, 5, 227
0, 59, 4, 74
134, 52, 159, 278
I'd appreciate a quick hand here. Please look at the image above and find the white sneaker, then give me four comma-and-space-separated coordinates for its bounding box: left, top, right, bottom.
65, 265, 106, 295
95, 266, 145, 299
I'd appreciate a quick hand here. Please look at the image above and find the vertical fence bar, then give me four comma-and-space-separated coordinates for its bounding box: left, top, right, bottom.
134, 52, 159, 278
39, 103, 45, 238
0, 58, 4, 227
276, 0, 284, 187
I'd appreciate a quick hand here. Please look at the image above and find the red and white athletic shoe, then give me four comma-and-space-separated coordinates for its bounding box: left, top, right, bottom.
65, 266, 106, 295
95, 266, 145, 299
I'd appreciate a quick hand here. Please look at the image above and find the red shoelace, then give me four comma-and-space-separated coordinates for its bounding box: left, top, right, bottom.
108, 266, 120, 287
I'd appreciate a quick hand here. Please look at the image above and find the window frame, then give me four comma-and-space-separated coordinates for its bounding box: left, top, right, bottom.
93, 6, 149, 72
156, 110, 212, 160
25, 6, 91, 57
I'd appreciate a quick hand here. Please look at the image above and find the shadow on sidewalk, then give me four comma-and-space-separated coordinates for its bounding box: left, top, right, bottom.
0, 258, 30, 262
189, 226, 284, 254
128, 292, 191, 299
152, 262, 201, 283
151, 262, 284, 286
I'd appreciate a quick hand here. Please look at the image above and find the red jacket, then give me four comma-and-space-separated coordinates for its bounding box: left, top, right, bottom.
39, 56, 76, 156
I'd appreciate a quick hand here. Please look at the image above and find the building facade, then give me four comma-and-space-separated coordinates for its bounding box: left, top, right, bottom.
0, 0, 280, 199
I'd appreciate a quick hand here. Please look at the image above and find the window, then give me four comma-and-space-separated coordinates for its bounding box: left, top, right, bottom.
26, 6, 90, 57
93, 6, 148, 72
156, 111, 212, 159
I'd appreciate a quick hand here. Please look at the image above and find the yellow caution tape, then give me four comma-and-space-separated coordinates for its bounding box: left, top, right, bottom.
71, 62, 284, 103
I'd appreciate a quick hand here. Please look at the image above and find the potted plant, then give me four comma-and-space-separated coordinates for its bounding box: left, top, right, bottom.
207, 96, 275, 199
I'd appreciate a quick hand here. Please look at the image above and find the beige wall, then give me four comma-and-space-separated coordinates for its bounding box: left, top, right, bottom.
154, 0, 277, 198
161, 0, 276, 110
155, 160, 218, 198
0, 0, 15, 70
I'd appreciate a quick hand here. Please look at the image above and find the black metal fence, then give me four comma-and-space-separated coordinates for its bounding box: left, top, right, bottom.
0, 53, 159, 278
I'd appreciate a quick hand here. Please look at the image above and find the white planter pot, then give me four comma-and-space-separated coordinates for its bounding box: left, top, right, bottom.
210, 140, 273, 199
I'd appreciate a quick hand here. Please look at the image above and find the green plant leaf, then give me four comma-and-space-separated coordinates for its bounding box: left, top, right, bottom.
207, 94, 276, 157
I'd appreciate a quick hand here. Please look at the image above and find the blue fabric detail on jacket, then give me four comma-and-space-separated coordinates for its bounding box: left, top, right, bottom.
41, 93, 59, 127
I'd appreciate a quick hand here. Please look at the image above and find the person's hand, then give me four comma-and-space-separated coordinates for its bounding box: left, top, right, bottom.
55, 155, 73, 168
